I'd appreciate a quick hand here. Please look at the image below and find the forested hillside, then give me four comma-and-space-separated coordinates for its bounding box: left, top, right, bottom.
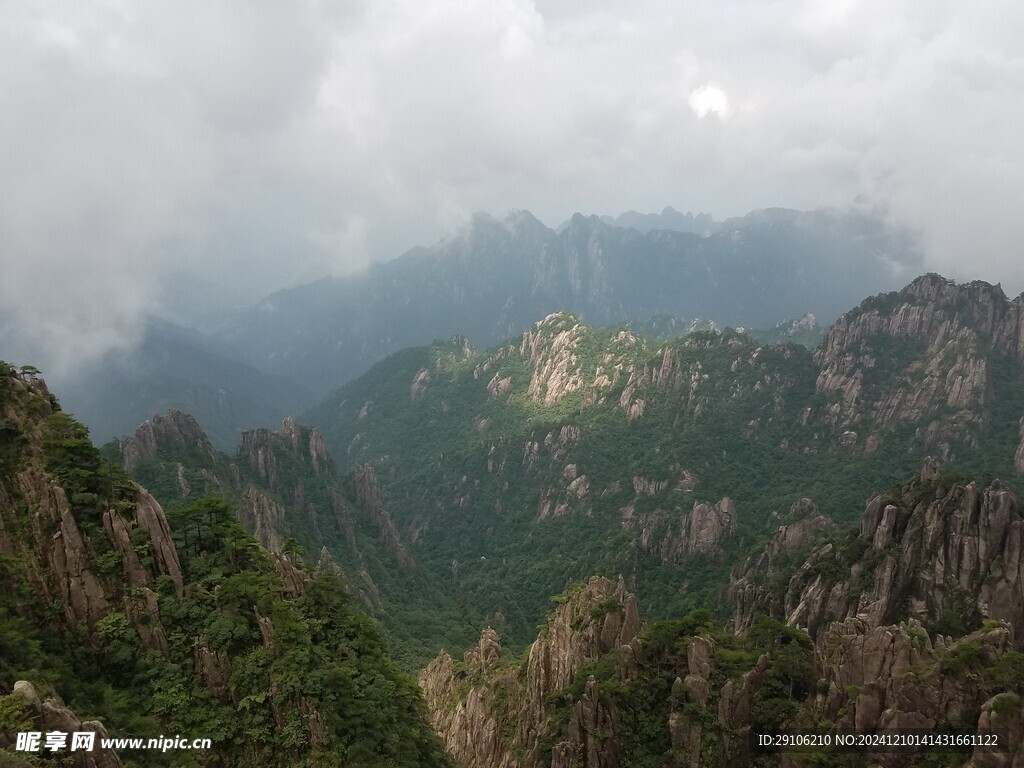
301, 275, 1024, 655
0, 364, 451, 767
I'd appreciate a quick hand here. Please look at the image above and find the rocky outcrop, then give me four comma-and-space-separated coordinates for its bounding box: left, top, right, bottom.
238, 418, 332, 490
195, 637, 233, 703
814, 275, 1024, 451
351, 464, 415, 571
0, 472, 186, 638
802, 619, 1021, 766
1016, 416, 1024, 473
420, 577, 640, 768
121, 410, 217, 474
627, 498, 737, 564
8, 681, 123, 768
420, 640, 516, 768
672, 498, 737, 559
411, 367, 432, 400
966, 693, 1024, 768
239, 430, 281, 490
238, 488, 287, 553
520, 314, 586, 405
280, 416, 329, 474
731, 499, 834, 633
133, 488, 184, 597
734, 470, 1024, 645
551, 677, 621, 768
464, 628, 503, 675
522, 578, 640, 715
124, 587, 169, 652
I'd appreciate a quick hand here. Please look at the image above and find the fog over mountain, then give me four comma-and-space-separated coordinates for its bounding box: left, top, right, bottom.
3, 1, 1024, 379
4, 6, 1024, 765
44, 204, 919, 446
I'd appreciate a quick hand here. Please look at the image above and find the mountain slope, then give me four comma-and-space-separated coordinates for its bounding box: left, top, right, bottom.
0, 363, 451, 767
39, 206, 918, 446
109, 409, 478, 668
301, 275, 1024, 656
421, 469, 1024, 768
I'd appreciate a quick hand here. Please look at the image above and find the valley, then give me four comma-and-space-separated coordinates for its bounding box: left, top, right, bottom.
4, 272, 1024, 766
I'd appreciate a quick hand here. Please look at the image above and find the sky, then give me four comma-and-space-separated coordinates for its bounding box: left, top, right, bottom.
2, 0, 1024, 373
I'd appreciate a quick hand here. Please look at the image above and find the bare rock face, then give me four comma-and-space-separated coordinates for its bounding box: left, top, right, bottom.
11, 680, 123, 768
523, 578, 640, 714
811, 619, 1017, 765
734, 470, 1024, 646
419, 645, 515, 768
133, 488, 184, 597
271, 552, 310, 596
39, 482, 111, 627
623, 497, 737, 565
351, 464, 415, 571
1016, 416, 1024, 473
679, 498, 737, 556
464, 627, 503, 675
238, 418, 331, 489
551, 677, 621, 768
238, 430, 281, 490
813, 274, 1024, 451
124, 587, 170, 652
411, 367, 431, 400
238, 488, 287, 553
420, 576, 640, 768
121, 410, 217, 474
520, 314, 586, 405
731, 499, 834, 634
966, 693, 1024, 768
656, 498, 737, 563
102, 507, 149, 590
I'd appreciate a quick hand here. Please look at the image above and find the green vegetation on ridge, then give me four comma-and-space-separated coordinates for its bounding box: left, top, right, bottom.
0, 364, 452, 767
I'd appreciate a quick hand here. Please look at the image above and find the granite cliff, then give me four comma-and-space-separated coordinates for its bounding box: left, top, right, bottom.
304, 273, 1024, 663
732, 465, 1024, 643
814, 273, 1024, 456
419, 577, 640, 768
113, 408, 459, 667
424, 468, 1024, 768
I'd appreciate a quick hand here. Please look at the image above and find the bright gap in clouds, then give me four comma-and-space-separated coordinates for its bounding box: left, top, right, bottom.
688, 83, 730, 119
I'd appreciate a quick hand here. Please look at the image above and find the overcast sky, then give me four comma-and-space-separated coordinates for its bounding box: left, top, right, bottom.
2, 0, 1023, 372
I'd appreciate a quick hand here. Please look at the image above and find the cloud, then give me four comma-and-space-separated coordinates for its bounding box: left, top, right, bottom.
2, 0, 1024, 374
688, 84, 730, 120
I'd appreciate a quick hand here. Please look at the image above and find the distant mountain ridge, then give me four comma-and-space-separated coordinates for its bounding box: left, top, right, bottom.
39, 205, 921, 447
569, 205, 718, 234
216, 206, 921, 397
53, 318, 312, 450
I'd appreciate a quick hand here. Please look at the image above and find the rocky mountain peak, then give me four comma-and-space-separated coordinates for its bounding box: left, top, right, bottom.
419, 576, 640, 768
813, 274, 1024, 451
519, 313, 587, 406
121, 410, 217, 473
238, 418, 333, 490
8, 681, 123, 767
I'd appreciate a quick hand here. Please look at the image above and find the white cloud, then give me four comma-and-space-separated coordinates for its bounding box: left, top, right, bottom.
2, 0, 1024, 374
688, 83, 730, 119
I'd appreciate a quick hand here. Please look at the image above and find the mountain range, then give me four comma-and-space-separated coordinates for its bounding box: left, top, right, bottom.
49, 206, 920, 449
5, 210, 1024, 765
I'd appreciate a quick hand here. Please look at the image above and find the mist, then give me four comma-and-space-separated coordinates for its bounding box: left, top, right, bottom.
3, 0, 1024, 375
